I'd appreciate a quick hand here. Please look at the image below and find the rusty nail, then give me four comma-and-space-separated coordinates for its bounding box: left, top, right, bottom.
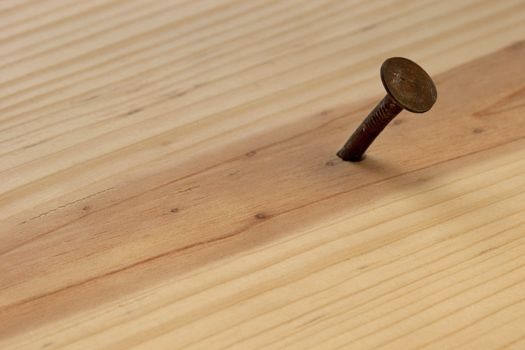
337, 57, 437, 162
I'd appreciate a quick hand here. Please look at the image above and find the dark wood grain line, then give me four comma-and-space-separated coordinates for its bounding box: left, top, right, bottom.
498, 333, 525, 350
450, 311, 525, 350
0, 0, 449, 143
414, 297, 525, 349
0, 219, 262, 314
336, 268, 525, 350
211, 218, 525, 350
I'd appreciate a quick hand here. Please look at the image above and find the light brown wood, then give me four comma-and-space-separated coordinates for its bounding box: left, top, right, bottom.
1, 0, 525, 349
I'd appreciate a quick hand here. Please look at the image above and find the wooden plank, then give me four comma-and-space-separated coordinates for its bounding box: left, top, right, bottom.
1, 1, 525, 349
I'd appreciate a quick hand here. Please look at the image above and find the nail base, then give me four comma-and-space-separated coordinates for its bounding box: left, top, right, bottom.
337, 149, 365, 162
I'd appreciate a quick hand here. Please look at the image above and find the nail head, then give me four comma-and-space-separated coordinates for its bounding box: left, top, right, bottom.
380, 57, 437, 113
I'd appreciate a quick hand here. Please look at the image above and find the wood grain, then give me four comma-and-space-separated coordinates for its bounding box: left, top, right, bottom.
1, 0, 525, 349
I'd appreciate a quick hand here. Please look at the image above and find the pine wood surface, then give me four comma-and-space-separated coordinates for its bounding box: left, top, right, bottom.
1, 0, 525, 349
